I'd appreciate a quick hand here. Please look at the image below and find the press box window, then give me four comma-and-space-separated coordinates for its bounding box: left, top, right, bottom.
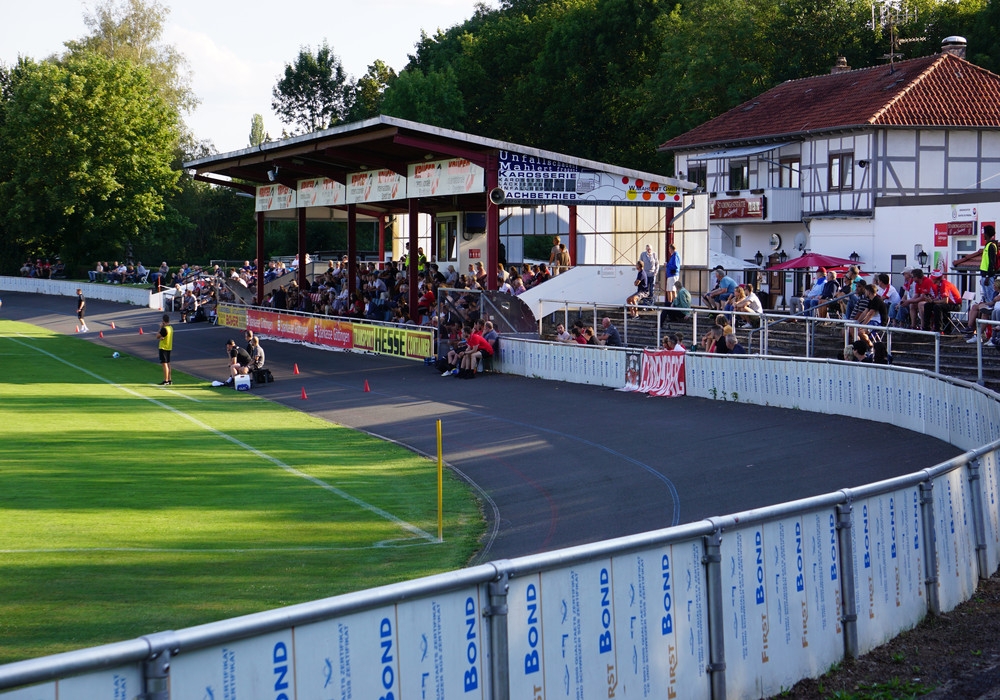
829, 152, 854, 191
687, 164, 707, 190
779, 157, 800, 188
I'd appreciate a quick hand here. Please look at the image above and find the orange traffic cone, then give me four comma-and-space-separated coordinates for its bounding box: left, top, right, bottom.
138, 327, 144, 335
364, 380, 371, 392
75, 325, 80, 333
99, 331, 104, 338
300, 387, 308, 400
293, 363, 300, 375
110, 321, 116, 329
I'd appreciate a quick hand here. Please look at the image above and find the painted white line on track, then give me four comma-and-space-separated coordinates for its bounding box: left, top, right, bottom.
10, 334, 438, 544
151, 385, 203, 402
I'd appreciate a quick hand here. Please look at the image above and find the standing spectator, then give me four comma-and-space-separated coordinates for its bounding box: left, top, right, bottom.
157, 314, 173, 385
639, 244, 658, 295
665, 244, 681, 303
548, 236, 561, 271
980, 224, 998, 304
75, 288, 89, 332
557, 244, 572, 274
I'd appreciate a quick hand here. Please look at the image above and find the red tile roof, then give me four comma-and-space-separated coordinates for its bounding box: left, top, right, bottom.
659, 54, 1000, 152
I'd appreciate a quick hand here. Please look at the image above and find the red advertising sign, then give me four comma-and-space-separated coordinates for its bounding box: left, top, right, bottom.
934, 223, 948, 247
711, 197, 765, 220
468, 249, 481, 259
313, 318, 353, 348
947, 221, 975, 237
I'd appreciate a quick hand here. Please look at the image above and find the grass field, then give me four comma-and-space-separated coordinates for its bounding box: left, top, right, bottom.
0, 321, 485, 663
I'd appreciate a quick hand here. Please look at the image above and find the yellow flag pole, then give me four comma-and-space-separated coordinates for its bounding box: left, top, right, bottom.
437, 419, 443, 542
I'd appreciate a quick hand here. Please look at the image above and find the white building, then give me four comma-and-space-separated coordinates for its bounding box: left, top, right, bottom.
658, 39, 1000, 303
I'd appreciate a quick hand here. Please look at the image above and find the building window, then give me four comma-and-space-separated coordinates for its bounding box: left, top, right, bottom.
779, 157, 800, 188
829, 152, 854, 191
729, 158, 749, 190
687, 163, 707, 190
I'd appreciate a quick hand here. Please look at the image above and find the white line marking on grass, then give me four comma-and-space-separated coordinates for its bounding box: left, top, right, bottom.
0, 539, 432, 554
11, 335, 438, 544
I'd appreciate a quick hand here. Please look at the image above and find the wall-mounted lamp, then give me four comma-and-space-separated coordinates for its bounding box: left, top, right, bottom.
778, 249, 788, 264
849, 251, 860, 263
858, 160, 869, 169
917, 249, 929, 270
754, 250, 764, 266
267, 166, 279, 182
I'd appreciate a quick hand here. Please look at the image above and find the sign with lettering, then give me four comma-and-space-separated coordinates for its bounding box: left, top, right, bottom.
711, 197, 765, 220
408, 159, 485, 197
297, 177, 347, 207
255, 184, 297, 211
347, 169, 407, 203
497, 151, 682, 206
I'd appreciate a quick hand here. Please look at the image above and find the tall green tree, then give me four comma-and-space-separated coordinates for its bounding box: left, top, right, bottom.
345, 60, 397, 122
272, 41, 350, 133
0, 54, 180, 274
249, 113, 268, 146
64, 0, 197, 117
381, 66, 466, 128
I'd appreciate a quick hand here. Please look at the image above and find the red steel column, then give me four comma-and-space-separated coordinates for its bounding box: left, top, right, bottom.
255, 211, 265, 305
486, 154, 499, 290
568, 205, 578, 267
347, 204, 357, 300
408, 198, 420, 321
297, 206, 308, 290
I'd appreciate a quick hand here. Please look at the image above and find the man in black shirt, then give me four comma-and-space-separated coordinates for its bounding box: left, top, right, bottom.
216, 339, 252, 386
857, 282, 888, 347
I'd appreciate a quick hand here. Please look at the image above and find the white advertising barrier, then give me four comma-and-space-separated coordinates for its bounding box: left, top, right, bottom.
0, 666, 141, 700
719, 515, 842, 700
506, 544, 709, 700
850, 488, 926, 655
931, 469, 980, 613
0, 276, 157, 308
980, 448, 1000, 575
170, 588, 488, 700
496, 337, 628, 388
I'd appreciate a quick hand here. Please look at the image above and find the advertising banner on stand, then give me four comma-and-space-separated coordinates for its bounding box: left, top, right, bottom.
408, 159, 485, 198
297, 177, 347, 207
217, 303, 247, 330
347, 169, 407, 204
255, 184, 297, 211
851, 488, 925, 654
636, 350, 686, 397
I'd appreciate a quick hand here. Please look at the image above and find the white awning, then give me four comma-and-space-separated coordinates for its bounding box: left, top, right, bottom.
693, 142, 794, 160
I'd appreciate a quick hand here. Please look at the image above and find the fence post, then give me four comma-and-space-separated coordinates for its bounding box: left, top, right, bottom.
140, 631, 178, 700
702, 530, 727, 700
486, 569, 510, 700
919, 479, 941, 615
836, 501, 859, 659
966, 458, 991, 580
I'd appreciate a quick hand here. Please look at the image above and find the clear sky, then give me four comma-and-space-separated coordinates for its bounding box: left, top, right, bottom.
1, 0, 495, 154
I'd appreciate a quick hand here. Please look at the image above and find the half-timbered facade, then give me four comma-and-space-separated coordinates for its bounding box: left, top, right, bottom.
659, 42, 1000, 282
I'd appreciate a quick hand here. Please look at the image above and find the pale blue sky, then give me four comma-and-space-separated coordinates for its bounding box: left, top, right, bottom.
1, 0, 495, 153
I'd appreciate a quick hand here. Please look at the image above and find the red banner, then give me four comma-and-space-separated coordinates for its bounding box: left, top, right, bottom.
637, 350, 686, 397
711, 197, 764, 220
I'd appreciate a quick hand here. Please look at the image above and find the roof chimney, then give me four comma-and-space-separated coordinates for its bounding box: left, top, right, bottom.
941, 36, 967, 59
831, 56, 851, 74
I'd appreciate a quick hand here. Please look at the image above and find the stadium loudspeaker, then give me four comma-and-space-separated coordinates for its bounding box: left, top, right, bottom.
489, 187, 506, 205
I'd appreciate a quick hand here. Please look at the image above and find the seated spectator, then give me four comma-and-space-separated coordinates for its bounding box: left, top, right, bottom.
452, 324, 493, 378
180, 290, 199, 323
247, 336, 265, 372
852, 339, 873, 362
725, 333, 747, 354
923, 271, 961, 333
666, 281, 692, 322
20, 260, 33, 277
856, 282, 888, 346
732, 283, 764, 327
704, 268, 737, 310
553, 323, 573, 343
150, 262, 169, 289
626, 261, 649, 318
802, 269, 827, 316
965, 278, 1000, 342
134, 262, 149, 282
597, 317, 623, 347
88, 261, 103, 283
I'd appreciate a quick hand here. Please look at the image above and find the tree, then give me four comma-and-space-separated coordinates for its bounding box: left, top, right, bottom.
0, 54, 180, 274
345, 60, 397, 122
249, 113, 268, 147
272, 41, 350, 133
381, 66, 466, 129
64, 0, 197, 117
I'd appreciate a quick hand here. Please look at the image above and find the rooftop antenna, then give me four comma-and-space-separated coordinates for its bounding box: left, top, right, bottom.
870, 0, 923, 72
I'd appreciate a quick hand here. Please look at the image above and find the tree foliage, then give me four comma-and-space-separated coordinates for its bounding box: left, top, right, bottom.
346, 60, 397, 122
381, 65, 466, 128
0, 54, 181, 274
64, 0, 197, 117
272, 41, 350, 133
249, 113, 268, 147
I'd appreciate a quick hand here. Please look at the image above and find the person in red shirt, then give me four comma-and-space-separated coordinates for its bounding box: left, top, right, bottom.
907, 269, 936, 329
922, 270, 962, 332
457, 324, 494, 378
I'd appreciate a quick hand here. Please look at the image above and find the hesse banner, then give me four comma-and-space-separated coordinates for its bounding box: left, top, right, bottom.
222, 309, 434, 361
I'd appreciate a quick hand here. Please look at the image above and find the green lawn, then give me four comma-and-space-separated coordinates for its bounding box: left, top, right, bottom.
0, 321, 484, 663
